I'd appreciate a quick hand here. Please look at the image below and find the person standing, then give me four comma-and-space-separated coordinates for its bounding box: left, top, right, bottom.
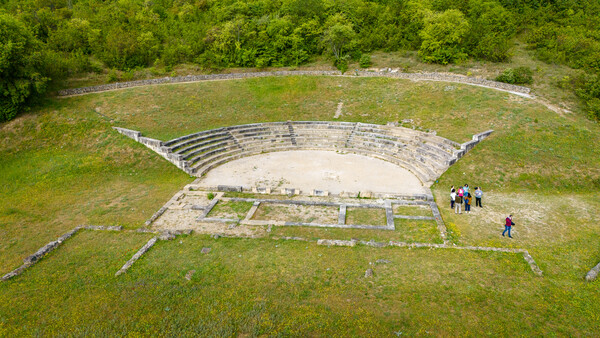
502, 215, 515, 238
455, 191, 463, 214
463, 184, 469, 197
464, 193, 472, 213
475, 187, 483, 207
450, 188, 456, 209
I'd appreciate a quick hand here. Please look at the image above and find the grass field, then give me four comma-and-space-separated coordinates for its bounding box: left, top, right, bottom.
1, 75, 600, 335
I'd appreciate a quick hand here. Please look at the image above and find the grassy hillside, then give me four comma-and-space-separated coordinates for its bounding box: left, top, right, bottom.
1, 76, 599, 335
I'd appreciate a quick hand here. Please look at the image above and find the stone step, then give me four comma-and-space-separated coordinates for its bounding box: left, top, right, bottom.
164, 128, 226, 148
176, 135, 232, 155
188, 145, 242, 166
183, 139, 237, 161
349, 139, 448, 170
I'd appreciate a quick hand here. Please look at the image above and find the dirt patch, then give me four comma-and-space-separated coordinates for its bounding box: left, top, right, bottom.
252, 203, 339, 224
436, 191, 600, 245
177, 192, 212, 208
151, 208, 265, 237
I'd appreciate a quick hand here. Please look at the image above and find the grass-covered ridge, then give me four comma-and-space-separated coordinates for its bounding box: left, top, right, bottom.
1, 76, 599, 335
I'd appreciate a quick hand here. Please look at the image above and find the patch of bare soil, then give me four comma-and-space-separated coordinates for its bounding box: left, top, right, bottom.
151, 209, 265, 237
177, 192, 211, 208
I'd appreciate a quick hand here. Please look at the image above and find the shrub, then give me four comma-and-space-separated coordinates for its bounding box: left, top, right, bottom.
495, 67, 533, 84
359, 54, 372, 68
107, 70, 119, 83
334, 57, 348, 74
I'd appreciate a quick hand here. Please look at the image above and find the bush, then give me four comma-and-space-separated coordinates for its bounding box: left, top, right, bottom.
107, 70, 119, 83
495, 67, 533, 85
359, 54, 372, 68
334, 58, 348, 74
0, 101, 19, 123
575, 74, 600, 121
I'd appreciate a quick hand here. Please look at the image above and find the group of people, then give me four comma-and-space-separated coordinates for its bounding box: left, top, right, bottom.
449, 184, 483, 214
449, 185, 517, 238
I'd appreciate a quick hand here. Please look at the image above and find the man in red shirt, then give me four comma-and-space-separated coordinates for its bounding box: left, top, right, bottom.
502, 215, 515, 238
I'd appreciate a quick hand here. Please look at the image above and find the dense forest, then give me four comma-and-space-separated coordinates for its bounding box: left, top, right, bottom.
1, 0, 600, 122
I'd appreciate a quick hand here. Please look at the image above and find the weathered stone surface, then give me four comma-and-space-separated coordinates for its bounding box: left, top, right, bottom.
317, 239, 356, 247
185, 270, 196, 281
145, 206, 168, 226
84, 225, 123, 231
360, 191, 373, 198
280, 236, 306, 241
217, 185, 243, 192
365, 268, 374, 278
136, 228, 158, 233
159, 231, 176, 241
338, 205, 347, 225
585, 262, 600, 282
116, 237, 158, 276
361, 240, 388, 248
281, 188, 299, 195
311, 189, 329, 197
201, 247, 211, 254
23, 227, 82, 265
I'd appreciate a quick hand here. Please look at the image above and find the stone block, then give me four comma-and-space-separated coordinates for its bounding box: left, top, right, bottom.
217, 185, 243, 192
281, 188, 299, 195
311, 189, 329, 197
317, 239, 356, 247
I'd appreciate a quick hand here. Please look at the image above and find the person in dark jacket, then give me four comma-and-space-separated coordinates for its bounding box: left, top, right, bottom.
502, 215, 515, 238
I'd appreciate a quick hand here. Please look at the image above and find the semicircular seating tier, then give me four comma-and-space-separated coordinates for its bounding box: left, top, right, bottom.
114, 122, 493, 186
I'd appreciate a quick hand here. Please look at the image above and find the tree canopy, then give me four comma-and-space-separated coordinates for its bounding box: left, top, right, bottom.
1, 0, 600, 121
0, 13, 49, 122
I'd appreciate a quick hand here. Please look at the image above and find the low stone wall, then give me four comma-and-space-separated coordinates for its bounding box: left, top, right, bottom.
57, 70, 531, 97
114, 127, 141, 142
115, 237, 158, 276
452, 129, 494, 162
354, 70, 530, 94
585, 262, 600, 282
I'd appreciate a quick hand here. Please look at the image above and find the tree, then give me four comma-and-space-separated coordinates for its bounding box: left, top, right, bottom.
418, 9, 470, 64
322, 14, 356, 60
466, 1, 515, 62
0, 14, 49, 122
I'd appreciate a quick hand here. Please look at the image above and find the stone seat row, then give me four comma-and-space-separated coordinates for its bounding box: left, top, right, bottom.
114, 122, 492, 187
155, 122, 460, 184
164, 122, 455, 159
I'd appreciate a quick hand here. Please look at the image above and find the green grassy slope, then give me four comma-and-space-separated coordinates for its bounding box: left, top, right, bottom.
1, 76, 599, 335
